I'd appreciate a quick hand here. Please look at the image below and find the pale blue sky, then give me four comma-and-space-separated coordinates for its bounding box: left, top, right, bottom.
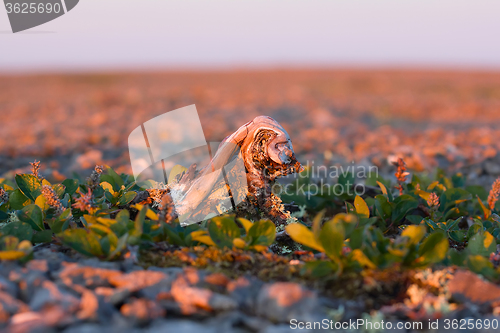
1, 0, 499, 72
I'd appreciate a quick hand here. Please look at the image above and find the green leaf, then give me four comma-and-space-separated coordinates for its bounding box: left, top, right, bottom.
337, 214, 358, 237
32, 230, 53, 244
9, 189, 31, 210
467, 222, 483, 240
312, 210, 325, 239
168, 165, 188, 184
349, 226, 366, 250
439, 188, 472, 212
0, 210, 8, 222
48, 208, 73, 233
1, 222, 33, 242
0, 250, 27, 260
58, 229, 104, 257
133, 205, 147, 236
445, 218, 462, 231
208, 217, 241, 249
111, 209, 130, 237
338, 172, 355, 189
105, 191, 117, 205
423, 218, 439, 231
319, 219, 345, 259
376, 181, 388, 195
374, 195, 392, 220
477, 196, 491, 219
304, 260, 336, 278
350, 249, 376, 269
406, 215, 424, 225
401, 225, 426, 245
448, 230, 465, 243
0, 236, 19, 251
354, 196, 370, 218
52, 184, 66, 199
451, 173, 465, 188
100, 236, 111, 256
247, 220, 276, 246
467, 231, 496, 257
15, 174, 42, 201
108, 233, 129, 260
35, 194, 49, 211
416, 231, 448, 266
116, 209, 130, 224
467, 255, 497, 279
101, 166, 125, 192
17, 204, 44, 231
447, 248, 467, 266
164, 224, 186, 246
286, 223, 325, 252
237, 218, 254, 234
466, 185, 489, 201
100, 182, 114, 194
118, 192, 137, 206
391, 197, 419, 223
62, 179, 79, 196
345, 202, 355, 214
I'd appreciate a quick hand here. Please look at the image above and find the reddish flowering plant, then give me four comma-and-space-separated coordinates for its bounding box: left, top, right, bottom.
30, 160, 42, 179
0, 187, 9, 204
87, 165, 104, 191
488, 178, 500, 211
72, 188, 95, 213
41, 185, 64, 216
393, 158, 410, 195
427, 193, 440, 209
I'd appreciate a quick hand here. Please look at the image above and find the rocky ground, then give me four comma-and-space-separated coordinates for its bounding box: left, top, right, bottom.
0, 244, 500, 332
2, 69, 500, 332
1, 70, 500, 187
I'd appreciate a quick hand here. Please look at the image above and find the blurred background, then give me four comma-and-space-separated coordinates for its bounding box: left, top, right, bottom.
1, 0, 500, 185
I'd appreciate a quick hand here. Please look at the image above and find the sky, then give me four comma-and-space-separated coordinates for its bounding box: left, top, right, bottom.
1, 0, 500, 73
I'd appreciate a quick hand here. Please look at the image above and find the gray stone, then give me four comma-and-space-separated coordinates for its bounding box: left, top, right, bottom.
79, 258, 121, 271
33, 247, 70, 266
228, 276, 264, 314
261, 324, 298, 333
0, 275, 18, 298
147, 266, 183, 276
0, 291, 29, 318
0, 261, 21, 278
255, 282, 321, 323
29, 280, 79, 312
209, 293, 238, 312
448, 270, 500, 305
485, 161, 500, 175
138, 279, 172, 300
109, 288, 131, 306
63, 324, 109, 333
205, 311, 271, 332
146, 320, 217, 333
15, 270, 49, 303
7, 311, 54, 333
64, 324, 134, 333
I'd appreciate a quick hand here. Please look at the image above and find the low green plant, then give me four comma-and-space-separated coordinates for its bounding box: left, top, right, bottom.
191, 216, 276, 251
2, 160, 500, 284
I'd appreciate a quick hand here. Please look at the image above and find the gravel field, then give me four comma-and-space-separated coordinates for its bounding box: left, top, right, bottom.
1, 69, 500, 183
